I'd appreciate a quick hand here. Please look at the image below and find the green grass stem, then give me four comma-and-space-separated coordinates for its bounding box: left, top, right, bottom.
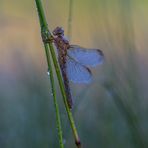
67, 0, 73, 40
35, 1, 64, 147
34, 0, 81, 147
104, 83, 145, 148
45, 44, 64, 148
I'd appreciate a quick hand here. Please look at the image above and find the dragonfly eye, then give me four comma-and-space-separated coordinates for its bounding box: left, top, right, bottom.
53, 27, 64, 36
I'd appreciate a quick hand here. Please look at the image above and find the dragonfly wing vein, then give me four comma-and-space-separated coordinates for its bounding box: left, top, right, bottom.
66, 56, 92, 83
67, 45, 104, 67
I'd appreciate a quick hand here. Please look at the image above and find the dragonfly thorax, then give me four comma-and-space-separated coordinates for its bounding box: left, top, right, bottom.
53, 27, 70, 55
54, 36, 70, 52
53, 28, 70, 66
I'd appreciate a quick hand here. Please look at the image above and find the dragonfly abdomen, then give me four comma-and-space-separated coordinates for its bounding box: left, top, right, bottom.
55, 36, 73, 108
61, 64, 73, 108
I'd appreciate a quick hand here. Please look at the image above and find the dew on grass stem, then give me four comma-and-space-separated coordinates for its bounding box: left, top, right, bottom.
63, 138, 66, 145
47, 71, 50, 76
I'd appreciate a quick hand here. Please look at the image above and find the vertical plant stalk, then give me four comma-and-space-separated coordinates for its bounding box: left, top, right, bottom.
34, 0, 81, 147
104, 82, 145, 148
67, 0, 73, 40
118, 0, 145, 147
102, 1, 144, 147
45, 44, 64, 148
35, 0, 64, 147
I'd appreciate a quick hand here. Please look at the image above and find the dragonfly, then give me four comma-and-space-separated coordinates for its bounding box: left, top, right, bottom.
51, 27, 104, 108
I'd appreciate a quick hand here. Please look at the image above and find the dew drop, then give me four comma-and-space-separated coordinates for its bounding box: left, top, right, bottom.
63, 138, 66, 145
47, 71, 50, 76
51, 92, 53, 96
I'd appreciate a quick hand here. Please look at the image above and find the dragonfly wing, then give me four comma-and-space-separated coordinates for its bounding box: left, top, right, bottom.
66, 56, 92, 83
67, 45, 104, 67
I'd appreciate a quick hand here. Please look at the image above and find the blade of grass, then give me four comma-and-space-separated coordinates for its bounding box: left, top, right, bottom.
34, 0, 81, 147
104, 82, 145, 148
67, 0, 74, 40
45, 44, 64, 148
35, 1, 64, 147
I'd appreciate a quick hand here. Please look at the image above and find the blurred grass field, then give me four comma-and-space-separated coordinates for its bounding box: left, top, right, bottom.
0, 0, 148, 148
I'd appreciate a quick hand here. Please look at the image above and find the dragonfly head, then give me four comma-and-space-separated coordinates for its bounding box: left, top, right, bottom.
53, 27, 64, 37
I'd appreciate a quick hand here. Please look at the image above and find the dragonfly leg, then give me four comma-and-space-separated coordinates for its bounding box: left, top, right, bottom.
41, 29, 54, 44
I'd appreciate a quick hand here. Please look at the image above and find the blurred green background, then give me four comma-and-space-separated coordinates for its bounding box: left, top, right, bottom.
0, 0, 148, 148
